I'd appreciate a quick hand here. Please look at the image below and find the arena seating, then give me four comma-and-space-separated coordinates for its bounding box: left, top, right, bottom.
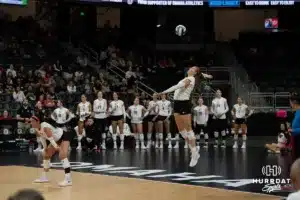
233, 31, 300, 92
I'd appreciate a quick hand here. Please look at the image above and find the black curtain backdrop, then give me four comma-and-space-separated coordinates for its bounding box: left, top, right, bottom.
278, 7, 300, 31
120, 6, 157, 50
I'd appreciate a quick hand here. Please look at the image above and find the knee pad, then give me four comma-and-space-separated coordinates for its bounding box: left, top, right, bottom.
119, 134, 124, 141
43, 159, 50, 169
196, 134, 200, 140
242, 134, 247, 141
62, 158, 70, 169
159, 133, 163, 140
221, 131, 226, 137
214, 132, 219, 138
204, 133, 209, 140
175, 134, 179, 140
147, 133, 152, 140
139, 133, 144, 141
102, 133, 106, 140
187, 131, 195, 140
180, 131, 187, 139
112, 134, 117, 141
167, 133, 172, 139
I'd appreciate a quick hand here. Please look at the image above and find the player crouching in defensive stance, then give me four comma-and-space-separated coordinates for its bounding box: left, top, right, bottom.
30, 116, 72, 187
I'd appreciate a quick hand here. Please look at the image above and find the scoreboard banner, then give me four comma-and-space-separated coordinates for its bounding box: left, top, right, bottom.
0, 0, 28, 5
79, 0, 295, 6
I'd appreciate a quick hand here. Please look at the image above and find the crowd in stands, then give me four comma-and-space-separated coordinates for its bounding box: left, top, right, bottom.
233, 32, 300, 93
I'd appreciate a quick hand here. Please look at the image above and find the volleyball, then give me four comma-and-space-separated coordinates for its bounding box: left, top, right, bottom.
175, 24, 186, 36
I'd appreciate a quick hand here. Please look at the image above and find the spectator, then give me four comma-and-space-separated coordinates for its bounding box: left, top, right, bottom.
102, 82, 110, 93
25, 86, 36, 105
0, 110, 12, 120
125, 67, 137, 89
13, 86, 26, 103
35, 101, 46, 122
7, 189, 45, 200
16, 99, 33, 134
84, 79, 92, 95
6, 64, 16, 78
67, 81, 76, 94
125, 67, 136, 80
43, 94, 55, 108
93, 80, 102, 96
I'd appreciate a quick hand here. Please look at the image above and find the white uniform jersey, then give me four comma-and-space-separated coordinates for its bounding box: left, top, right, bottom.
157, 100, 172, 117
287, 191, 300, 200
193, 105, 208, 125
52, 107, 69, 124
40, 122, 63, 142
173, 76, 195, 101
109, 123, 131, 136
93, 98, 107, 119
233, 103, 248, 119
128, 105, 145, 124
148, 100, 158, 115
109, 100, 125, 116
77, 102, 92, 121
212, 97, 228, 119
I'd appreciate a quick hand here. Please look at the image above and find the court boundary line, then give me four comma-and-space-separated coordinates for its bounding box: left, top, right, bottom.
6, 165, 285, 198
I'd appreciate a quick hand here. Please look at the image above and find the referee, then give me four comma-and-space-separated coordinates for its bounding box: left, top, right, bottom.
289, 92, 300, 161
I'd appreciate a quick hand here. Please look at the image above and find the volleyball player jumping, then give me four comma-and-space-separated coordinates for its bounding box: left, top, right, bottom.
158, 66, 212, 167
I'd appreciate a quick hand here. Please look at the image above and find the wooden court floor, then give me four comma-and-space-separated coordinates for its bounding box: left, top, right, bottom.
2, 166, 280, 200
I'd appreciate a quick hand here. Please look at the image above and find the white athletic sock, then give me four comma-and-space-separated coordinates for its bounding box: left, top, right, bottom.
120, 134, 124, 146
62, 158, 71, 181
134, 134, 139, 146
155, 133, 159, 144
65, 173, 71, 181
167, 133, 172, 145
191, 146, 197, 154
159, 133, 163, 145
139, 133, 145, 146
242, 134, 247, 145
42, 160, 50, 178
175, 134, 179, 141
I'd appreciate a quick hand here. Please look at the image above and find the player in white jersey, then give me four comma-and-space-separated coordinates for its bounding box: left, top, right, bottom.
193, 97, 209, 148
93, 91, 108, 150
159, 66, 212, 167
231, 97, 252, 149
145, 93, 159, 148
108, 122, 131, 137
127, 97, 148, 149
30, 116, 72, 187
51, 100, 74, 131
108, 92, 126, 149
154, 94, 173, 149
211, 89, 229, 148
76, 95, 92, 150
